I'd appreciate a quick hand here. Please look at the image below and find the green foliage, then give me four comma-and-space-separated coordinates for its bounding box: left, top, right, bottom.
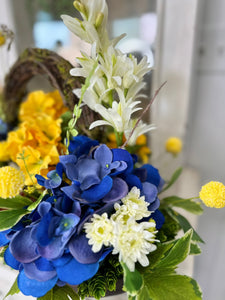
168, 210, 204, 244
160, 167, 183, 193
37, 285, 79, 300
0, 190, 48, 231
156, 209, 181, 242
27, 189, 48, 212
0, 195, 32, 210
4, 276, 20, 299
88, 275, 107, 300
0, 245, 8, 258
140, 272, 202, 300
135, 230, 202, 300
77, 254, 123, 300
0, 209, 29, 231
162, 196, 203, 215
122, 262, 143, 297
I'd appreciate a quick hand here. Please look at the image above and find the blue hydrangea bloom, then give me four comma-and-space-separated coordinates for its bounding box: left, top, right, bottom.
3, 136, 164, 297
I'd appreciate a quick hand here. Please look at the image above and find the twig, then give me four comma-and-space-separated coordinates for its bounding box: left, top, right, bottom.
121, 81, 167, 148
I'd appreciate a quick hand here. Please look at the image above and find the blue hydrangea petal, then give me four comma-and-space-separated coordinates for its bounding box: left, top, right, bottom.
149, 197, 160, 211
10, 227, 40, 263
141, 164, 161, 187
68, 135, 99, 156
124, 174, 142, 190
35, 174, 45, 187
23, 261, 57, 281
142, 182, 158, 204
37, 202, 51, 218
37, 237, 67, 260
94, 144, 112, 166
4, 247, 21, 270
0, 229, 10, 246
61, 184, 81, 201
76, 158, 101, 190
36, 212, 53, 247
45, 170, 62, 189
56, 257, 99, 285
35, 257, 55, 271
102, 178, 128, 203
112, 148, 133, 173
69, 233, 103, 264
82, 176, 113, 202
51, 253, 72, 267
18, 269, 58, 297
133, 168, 147, 182
59, 155, 77, 169
151, 209, 165, 229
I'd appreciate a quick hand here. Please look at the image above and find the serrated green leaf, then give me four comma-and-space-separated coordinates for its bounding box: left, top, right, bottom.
27, 189, 48, 212
38, 285, 80, 300
160, 167, 182, 193
172, 212, 204, 244
122, 262, 143, 297
143, 272, 202, 300
0, 209, 28, 230
190, 242, 202, 255
4, 276, 20, 299
162, 196, 203, 215
0, 195, 32, 210
154, 229, 193, 269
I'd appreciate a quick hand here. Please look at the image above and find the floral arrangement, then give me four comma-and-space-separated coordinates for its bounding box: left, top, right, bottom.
0, 1, 225, 300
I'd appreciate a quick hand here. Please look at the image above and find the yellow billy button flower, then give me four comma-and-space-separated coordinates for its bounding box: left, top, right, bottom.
165, 137, 182, 155
0, 166, 25, 198
199, 181, 225, 208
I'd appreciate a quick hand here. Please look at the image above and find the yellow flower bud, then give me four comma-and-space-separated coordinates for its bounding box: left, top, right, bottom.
199, 181, 225, 208
165, 137, 182, 155
95, 12, 104, 28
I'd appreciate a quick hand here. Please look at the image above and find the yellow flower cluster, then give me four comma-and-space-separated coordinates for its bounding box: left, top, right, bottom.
0, 90, 68, 185
199, 181, 225, 208
0, 166, 25, 198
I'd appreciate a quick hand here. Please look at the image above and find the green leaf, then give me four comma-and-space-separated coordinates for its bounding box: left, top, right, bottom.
0, 195, 32, 210
154, 229, 193, 269
162, 196, 203, 215
38, 285, 80, 300
137, 285, 152, 300
27, 189, 48, 212
0, 209, 29, 230
160, 167, 182, 193
172, 212, 204, 244
190, 242, 202, 255
143, 272, 202, 300
144, 242, 174, 269
4, 276, 20, 299
122, 262, 143, 297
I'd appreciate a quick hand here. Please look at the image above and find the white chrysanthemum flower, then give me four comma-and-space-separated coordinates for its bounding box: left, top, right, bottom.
84, 213, 114, 252
112, 218, 157, 272
112, 187, 151, 223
